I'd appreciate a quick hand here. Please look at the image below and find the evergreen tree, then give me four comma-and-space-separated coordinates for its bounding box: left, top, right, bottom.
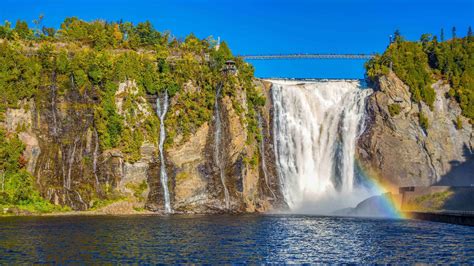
440, 28, 445, 41
452, 26, 456, 39
420, 33, 432, 44
393, 29, 402, 42
468, 26, 473, 38
42, 26, 56, 37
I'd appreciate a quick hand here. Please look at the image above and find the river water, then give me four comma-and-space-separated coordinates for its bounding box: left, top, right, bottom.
0, 215, 472, 264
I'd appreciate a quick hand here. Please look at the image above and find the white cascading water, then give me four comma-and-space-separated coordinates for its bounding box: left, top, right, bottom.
258, 113, 276, 199
214, 83, 230, 209
156, 91, 172, 213
270, 79, 374, 214
93, 129, 100, 191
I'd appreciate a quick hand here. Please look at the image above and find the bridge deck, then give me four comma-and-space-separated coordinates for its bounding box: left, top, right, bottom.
241, 54, 375, 60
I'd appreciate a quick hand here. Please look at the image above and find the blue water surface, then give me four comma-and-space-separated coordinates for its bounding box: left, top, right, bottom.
0, 214, 472, 264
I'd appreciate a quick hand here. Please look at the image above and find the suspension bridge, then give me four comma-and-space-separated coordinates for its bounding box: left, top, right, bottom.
240, 53, 375, 60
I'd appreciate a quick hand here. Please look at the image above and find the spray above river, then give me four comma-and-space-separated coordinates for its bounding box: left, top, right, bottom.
270, 79, 375, 214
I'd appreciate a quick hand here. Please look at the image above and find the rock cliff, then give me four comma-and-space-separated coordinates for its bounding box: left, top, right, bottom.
357, 72, 473, 190
3, 79, 284, 213
147, 79, 284, 213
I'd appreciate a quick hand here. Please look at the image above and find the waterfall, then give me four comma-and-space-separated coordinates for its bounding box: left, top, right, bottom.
93, 129, 100, 191
271, 79, 373, 213
66, 138, 79, 190
156, 90, 172, 213
214, 83, 230, 209
257, 113, 276, 199
51, 75, 58, 137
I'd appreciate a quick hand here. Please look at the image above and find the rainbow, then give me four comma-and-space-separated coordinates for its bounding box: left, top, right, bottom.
355, 160, 407, 219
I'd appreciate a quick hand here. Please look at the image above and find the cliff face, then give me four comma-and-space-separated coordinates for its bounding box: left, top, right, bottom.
3, 82, 155, 211
147, 80, 284, 213
357, 72, 473, 190
3, 79, 284, 213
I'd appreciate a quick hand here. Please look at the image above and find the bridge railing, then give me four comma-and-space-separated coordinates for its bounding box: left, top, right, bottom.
240, 53, 375, 60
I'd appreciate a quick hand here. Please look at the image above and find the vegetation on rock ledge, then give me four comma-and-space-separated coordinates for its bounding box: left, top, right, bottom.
0, 129, 69, 214
366, 30, 474, 122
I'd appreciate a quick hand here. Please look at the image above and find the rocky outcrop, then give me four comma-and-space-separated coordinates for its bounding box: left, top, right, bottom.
333, 193, 400, 217
357, 72, 473, 190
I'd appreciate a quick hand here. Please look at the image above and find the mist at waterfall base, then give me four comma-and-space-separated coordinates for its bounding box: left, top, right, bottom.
270, 79, 398, 217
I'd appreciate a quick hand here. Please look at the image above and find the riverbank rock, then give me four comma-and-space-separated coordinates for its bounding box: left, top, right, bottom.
333, 193, 400, 218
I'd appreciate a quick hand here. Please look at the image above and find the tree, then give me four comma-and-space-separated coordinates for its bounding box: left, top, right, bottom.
14, 20, 32, 39
0, 21, 12, 39
88, 20, 109, 49
212, 41, 233, 66
112, 24, 123, 44
452, 26, 456, 39
468, 26, 473, 38
32, 14, 44, 37
183, 33, 203, 53
393, 29, 403, 43
59, 17, 88, 42
42, 26, 56, 37
440, 28, 445, 42
420, 33, 432, 45
133, 21, 161, 47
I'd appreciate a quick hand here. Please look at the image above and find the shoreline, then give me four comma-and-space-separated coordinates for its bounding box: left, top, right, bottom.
404, 211, 474, 227
3, 208, 474, 228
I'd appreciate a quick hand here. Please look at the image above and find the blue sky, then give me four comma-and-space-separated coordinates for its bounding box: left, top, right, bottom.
1, 0, 473, 78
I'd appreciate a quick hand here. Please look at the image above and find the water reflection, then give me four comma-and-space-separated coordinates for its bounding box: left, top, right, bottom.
0, 215, 472, 264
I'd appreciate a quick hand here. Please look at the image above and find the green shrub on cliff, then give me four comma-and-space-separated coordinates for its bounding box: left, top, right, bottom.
366, 31, 473, 119
455, 116, 463, 130
418, 111, 429, 131
388, 103, 401, 117
0, 130, 64, 213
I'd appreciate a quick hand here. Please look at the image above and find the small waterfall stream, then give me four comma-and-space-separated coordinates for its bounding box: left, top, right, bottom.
214, 83, 230, 209
271, 79, 373, 213
156, 90, 172, 213
93, 129, 100, 191
258, 113, 276, 199
66, 138, 79, 190
51, 74, 59, 137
